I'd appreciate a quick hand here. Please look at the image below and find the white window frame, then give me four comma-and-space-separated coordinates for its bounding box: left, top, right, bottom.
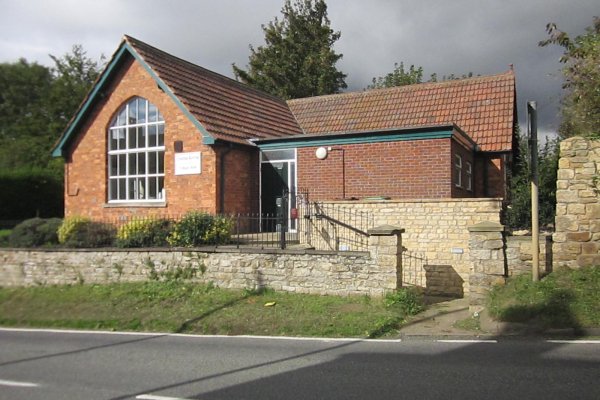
454, 154, 463, 188
466, 161, 473, 191
107, 97, 166, 203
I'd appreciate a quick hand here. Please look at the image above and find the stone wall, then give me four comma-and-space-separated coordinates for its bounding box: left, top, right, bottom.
506, 234, 553, 276
309, 198, 502, 297
0, 228, 401, 297
553, 137, 600, 268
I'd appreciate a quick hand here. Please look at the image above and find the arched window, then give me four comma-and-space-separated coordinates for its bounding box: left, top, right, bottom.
107, 97, 165, 202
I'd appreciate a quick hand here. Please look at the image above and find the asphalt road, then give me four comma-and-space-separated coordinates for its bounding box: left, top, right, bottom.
0, 328, 598, 400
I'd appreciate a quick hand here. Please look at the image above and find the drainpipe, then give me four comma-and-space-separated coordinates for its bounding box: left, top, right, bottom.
219, 144, 233, 214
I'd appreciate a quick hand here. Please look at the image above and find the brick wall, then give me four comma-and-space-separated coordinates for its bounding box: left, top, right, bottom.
298, 138, 462, 201
65, 56, 224, 220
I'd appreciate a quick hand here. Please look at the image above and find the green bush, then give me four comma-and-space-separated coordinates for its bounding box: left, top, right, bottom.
167, 211, 232, 247
0, 229, 10, 247
385, 287, 424, 316
58, 216, 115, 248
116, 218, 173, 248
8, 218, 62, 247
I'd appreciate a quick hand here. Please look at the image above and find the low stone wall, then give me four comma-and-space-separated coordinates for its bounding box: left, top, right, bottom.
553, 136, 600, 268
0, 232, 400, 297
506, 234, 553, 276
314, 198, 502, 296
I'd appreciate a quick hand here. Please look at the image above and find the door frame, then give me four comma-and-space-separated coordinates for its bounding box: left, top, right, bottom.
259, 148, 297, 232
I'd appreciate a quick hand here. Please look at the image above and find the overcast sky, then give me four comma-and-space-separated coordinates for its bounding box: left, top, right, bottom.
1, 0, 597, 137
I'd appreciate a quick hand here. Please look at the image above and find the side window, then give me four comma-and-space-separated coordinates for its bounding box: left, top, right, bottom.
466, 161, 473, 191
454, 154, 462, 188
107, 97, 165, 202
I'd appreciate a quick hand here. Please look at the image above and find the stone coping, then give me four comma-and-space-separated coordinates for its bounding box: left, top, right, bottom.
317, 197, 503, 205
468, 221, 505, 232
0, 247, 369, 257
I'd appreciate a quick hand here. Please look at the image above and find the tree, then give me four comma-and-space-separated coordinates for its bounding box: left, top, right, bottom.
368, 62, 423, 89
367, 62, 476, 89
539, 17, 600, 138
505, 132, 559, 230
233, 0, 347, 99
0, 45, 101, 174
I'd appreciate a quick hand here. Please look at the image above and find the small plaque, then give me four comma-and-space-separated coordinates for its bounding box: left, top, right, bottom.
175, 152, 201, 175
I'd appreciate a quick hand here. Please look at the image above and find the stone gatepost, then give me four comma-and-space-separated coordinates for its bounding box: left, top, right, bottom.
367, 225, 404, 292
468, 221, 506, 312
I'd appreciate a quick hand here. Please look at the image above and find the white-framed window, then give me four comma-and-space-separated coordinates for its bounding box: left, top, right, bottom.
107, 97, 165, 202
466, 161, 473, 191
454, 154, 462, 188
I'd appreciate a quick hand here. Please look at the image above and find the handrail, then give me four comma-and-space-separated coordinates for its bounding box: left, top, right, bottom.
314, 213, 369, 237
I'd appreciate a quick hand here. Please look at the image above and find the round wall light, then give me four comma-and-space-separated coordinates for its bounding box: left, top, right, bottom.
315, 146, 328, 160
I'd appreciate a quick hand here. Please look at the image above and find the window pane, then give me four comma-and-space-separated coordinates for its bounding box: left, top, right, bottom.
109, 179, 118, 200
148, 125, 157, 147
117, 108, 127, 126
128, 178, 136, 200
137, 126, 145, 148
138, 99, 147, 123
149, 177, 157, 199
157, 109, 164, 122
148, 103, 158, 123
109, 155, 118, 176
158, 151, 164, 173
128, 100, 137, 124
158, 125, 164, 146
261, 149, 295, 162
117, 128, 126, 150
109, 129, 118, 150
138, 178, 146, 200
128, 127, 136, 149
158, 177, 164, 197
148, 151, 157, 174
118, 154, 126, 175
138, 152, 146, 174
118, 179, 126, 200
128, 153, 137, 175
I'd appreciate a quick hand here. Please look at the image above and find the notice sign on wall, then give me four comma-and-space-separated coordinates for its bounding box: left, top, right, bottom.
175, 152, 201, 175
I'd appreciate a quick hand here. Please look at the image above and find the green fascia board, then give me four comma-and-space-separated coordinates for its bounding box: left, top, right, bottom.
52, 42, 214, 157
256, 128, 455, 150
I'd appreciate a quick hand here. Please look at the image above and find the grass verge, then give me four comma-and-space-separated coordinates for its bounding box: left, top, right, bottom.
488, 266, 599, 330
0, 282, 423, 338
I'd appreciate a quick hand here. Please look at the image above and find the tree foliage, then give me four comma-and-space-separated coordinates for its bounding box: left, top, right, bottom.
540, 17, 600, 138
505, 132, 559, 230
368, 61, 475, 89
233, 0, 347, 99
0, 45, 102, 174
368, 62, 423, 89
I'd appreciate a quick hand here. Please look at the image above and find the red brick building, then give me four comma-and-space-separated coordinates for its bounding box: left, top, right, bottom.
53, 36, 517, 221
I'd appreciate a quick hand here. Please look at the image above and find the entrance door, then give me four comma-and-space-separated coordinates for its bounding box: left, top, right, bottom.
261, 161, 289, 215
260, 149, 297, 232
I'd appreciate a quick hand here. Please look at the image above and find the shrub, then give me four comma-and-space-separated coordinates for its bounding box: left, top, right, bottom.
58, 216, 91, 244
385, 287, 424, 316
58, 216, 115, 248
8, 218, 62, 247
167, 211, 233, 247
116, 218, 173, 248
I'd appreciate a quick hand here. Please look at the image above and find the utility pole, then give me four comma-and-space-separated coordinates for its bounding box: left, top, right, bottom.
528, 101, 540, 282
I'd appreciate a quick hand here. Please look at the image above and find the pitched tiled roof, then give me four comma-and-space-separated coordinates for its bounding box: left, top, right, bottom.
125, 36, 304, 144
287, 72, 516, 152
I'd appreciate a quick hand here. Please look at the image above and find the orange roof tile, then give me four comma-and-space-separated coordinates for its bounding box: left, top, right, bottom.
287, 73, 516, 152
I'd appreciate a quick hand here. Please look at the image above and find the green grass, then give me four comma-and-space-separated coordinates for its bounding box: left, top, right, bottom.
488, 266, 600, 330
0, 282, 422, 338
